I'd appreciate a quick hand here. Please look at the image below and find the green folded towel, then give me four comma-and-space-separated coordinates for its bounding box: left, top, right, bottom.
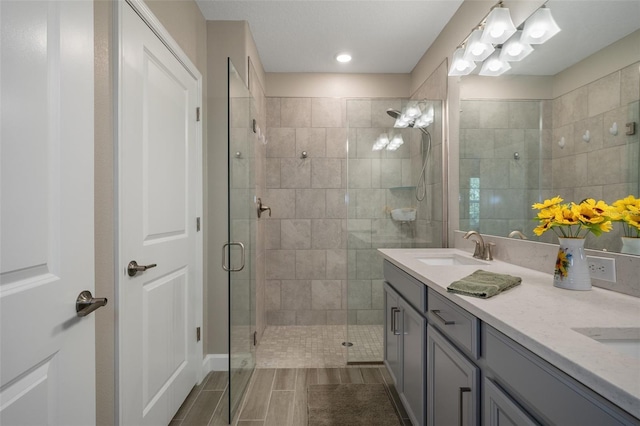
447, 270, 521, 299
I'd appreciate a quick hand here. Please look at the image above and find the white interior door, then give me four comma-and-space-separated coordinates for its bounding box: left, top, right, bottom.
119, 2, 201, 425
0, 1, 96, 425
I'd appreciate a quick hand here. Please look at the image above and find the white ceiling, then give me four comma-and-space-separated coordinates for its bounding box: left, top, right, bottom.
195, 0, 640, 75
195, 0, 464, 73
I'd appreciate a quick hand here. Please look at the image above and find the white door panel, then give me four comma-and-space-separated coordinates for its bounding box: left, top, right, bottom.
119, 2, 201, 425
0, 1, 95, 424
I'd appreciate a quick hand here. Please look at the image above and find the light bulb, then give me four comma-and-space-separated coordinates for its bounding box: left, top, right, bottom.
455, 60, 470, 71
507, 43, 523, 56
470, 43, 486, 56
488, 59, 502, 72
531, 28, 545, 39
490, 25, 506, 38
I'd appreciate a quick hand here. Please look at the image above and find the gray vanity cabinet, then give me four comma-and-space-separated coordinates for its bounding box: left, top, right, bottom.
399, 297, 426, 426
384, 283, 402, 388
484, 377, 539, 426
483, 324, 639, 426
383, 261, 427, 426
427, 324, 479, 426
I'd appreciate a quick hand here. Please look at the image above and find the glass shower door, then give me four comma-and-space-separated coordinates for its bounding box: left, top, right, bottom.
227, 59, 256, 421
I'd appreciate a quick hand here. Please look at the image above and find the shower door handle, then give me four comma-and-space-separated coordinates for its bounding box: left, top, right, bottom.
222, 242, 245, 272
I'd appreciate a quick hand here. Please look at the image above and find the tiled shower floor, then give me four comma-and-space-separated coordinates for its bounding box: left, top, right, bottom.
256, 325, 383, 368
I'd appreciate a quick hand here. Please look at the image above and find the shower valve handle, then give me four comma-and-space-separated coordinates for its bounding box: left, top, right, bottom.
257, 198, 271, 218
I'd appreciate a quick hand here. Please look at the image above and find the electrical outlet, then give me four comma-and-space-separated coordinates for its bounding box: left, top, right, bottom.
586, 256, 616, 282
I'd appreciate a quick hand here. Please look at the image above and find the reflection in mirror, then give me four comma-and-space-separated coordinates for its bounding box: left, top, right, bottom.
457, 0, 640, 255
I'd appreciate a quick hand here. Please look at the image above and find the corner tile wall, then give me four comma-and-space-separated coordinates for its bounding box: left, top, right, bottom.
346, 99, 444, 326
264, 96, 443, 326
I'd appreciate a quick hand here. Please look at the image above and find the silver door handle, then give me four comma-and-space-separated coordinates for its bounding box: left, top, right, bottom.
127, 260, 157, 277
222, 242, 245, 272
76, 290, 108, 317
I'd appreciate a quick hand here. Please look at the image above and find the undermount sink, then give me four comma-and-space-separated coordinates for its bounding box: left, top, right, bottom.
573, 327, 640, 360
415, 253, 488, 266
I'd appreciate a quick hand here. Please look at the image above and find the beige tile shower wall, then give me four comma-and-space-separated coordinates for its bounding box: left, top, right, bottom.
265, 97, 349, 326
551, 62, 640, 252
265, 96, 445, 326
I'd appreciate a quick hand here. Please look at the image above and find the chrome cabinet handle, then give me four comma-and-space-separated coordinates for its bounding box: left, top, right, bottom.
222, 242, 245, 272
257, 197, 271, 218
76, 290, 108, 317
431, 309, 456, 325
127, 260, 157, 277
459, 386, 471, 426
391, 307, 401, 335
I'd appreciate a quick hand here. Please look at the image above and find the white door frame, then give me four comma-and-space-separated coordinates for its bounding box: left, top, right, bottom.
114, 0, 204, 422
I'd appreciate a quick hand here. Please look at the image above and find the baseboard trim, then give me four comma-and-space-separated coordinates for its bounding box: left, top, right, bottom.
202, 354, 229, 374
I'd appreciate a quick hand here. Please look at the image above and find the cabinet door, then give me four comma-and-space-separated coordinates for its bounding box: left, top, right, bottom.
484, 378, 539, 426
400, 298, 426, 426
384, 284, 402, 388
427, 324, 479, 426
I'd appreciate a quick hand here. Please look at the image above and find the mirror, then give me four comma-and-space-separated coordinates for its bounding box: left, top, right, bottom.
457, 0, 640, 254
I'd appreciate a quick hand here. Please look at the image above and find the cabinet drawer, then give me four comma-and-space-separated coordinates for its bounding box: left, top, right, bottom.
484, 324, 638, 425
427, 289, 479, 359
383, 260, 426, 312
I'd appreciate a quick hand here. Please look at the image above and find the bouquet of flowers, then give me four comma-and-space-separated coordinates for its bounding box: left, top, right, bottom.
609, 195, 640, 238
532, 196, 612, 238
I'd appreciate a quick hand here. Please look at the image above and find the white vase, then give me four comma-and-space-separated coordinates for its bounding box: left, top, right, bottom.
621, 237, 640, 255
554, 237, 591, 291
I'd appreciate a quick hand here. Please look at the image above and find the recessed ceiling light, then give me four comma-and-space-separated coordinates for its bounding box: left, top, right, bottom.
335, 53, 352, 63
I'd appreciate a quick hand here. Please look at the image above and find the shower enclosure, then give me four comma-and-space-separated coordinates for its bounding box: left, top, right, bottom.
345, 99, 444, 363
227, 59, 256, 420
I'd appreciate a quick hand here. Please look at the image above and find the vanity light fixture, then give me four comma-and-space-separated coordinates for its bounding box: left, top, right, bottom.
449, 47, 477, 76
479, 49, 511, 76
372, 133, 390, 151
499, 31, 533, 62
521, 6, 561, 45
448, 3, 560, 78
480, 3, 517, 45
335, 53, 352, 63
392, 100, 435, 129
463, 29, 495, 62
387, 133, 404, 151
414, 104, 434, 128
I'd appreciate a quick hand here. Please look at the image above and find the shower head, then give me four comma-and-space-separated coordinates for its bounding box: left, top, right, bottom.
386, 109, 402, 120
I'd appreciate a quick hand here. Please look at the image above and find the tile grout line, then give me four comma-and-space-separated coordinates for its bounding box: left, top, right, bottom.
205, 379, 229, 426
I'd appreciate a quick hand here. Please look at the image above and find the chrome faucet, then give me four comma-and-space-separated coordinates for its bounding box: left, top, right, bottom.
463, 230, 486, 260
509, 230, 528, 240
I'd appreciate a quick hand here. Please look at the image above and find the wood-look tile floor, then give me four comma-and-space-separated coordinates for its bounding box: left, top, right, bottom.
171, 367, 412, 426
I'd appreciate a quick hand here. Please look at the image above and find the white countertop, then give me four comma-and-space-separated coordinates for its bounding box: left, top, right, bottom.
379, 248, 640, 419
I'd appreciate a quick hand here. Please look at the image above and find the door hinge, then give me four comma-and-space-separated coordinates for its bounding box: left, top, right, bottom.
196, 107, 201, 122
196, 327, 201, 342
253, 331, 257, 346
196, 217, 201, 232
